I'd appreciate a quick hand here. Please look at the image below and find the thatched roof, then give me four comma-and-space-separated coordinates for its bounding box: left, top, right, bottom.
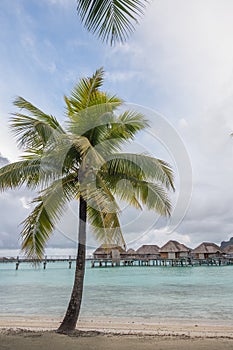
136, 245, 160, 255
126, 248, 136, 254
223, 244, 233, 254
193, 242, 222, 254
93, 244, 126, 255
159, 240, 190, 253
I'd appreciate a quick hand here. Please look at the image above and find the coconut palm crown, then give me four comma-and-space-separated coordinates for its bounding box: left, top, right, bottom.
0, 68, 174, 332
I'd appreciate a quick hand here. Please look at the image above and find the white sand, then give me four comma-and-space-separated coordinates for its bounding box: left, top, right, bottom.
1, 315, 233, 338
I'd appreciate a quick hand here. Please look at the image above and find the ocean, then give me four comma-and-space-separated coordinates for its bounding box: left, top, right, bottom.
0, 261, 233, 322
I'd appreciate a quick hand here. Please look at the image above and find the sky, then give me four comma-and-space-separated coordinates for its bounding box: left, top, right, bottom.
0, 0, 233, 255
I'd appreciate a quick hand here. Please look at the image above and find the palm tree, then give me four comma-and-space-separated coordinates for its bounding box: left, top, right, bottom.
76, 0, 149, 45
0, 68, 174, 333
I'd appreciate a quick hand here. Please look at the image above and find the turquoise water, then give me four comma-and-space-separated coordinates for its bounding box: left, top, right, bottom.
0, 262, 233, 321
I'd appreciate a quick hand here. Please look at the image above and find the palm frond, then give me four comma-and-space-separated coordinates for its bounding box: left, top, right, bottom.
134, 180, 172, 216
0, 159, 42, 191
66, 102, 116, 137
42, 133, 92, 175
11, 97, 64, 150
21, 174, 79, 259
80, 180, 119, 214
77, 0, 148, 45
21, 201, 53, 261
65, 69, 149, 151
13, 97, 63, 130
67, 68, 108, 114
80, 168, 121, 219
101, 153, 174, 190
100, 173, 143, 210
107, 110, 148, 142
67, 108, 147, 156
0, 148, 80, 191
84, 171, 125, 246
87, 205, 125, 248
101, 169, 171, 216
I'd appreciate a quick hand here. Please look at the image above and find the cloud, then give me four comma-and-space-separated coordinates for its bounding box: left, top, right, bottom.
125, 0, 233, 243
0, 155, 31, 249
1, 0, 233, 252
106, 70, 142, 83
0, 153, 9, 166
46, 0, 73, 7
138, 0, 233, 109
0, 189, 32, 249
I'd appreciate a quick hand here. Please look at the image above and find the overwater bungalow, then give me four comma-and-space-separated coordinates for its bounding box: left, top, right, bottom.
222, 245, 233, 257
159, 240, 190, 259
122, 248, 136, 259
93, 244, 126, 261
192, 242, 223, 259
136, 245, 160, 260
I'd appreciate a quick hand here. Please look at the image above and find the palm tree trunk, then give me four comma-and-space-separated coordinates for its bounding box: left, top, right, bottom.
57, 196, 87, 334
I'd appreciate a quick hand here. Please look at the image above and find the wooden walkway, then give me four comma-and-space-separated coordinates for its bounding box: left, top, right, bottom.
91, 257, 233, 268
0, 256, 233, 270
0, 256, 85, 270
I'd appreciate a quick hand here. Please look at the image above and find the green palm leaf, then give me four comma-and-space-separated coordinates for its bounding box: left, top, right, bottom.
0, 159, 55, 190
68, 108, 148, 154
101, 153, 174, 190
99, 168, 171, 215
134, 180, 172, 216
77, 0, 148, 45
21, 174, 79, 259
87, 203, 125, 248
11, 97, 64, 150
67, 67, 109, 113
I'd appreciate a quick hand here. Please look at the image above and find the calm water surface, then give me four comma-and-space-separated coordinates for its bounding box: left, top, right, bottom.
0, 262, 232, 321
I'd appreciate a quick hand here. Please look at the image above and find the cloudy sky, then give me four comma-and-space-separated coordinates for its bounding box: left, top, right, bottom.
0, 0, 233, 255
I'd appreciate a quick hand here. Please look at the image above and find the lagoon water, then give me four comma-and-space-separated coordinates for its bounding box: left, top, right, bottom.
0, 262, 233, 322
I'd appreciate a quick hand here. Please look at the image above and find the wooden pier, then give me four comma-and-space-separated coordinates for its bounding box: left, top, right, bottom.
0, 256, 83, 270
91, 257, 233, 268
0, 256, 233, 270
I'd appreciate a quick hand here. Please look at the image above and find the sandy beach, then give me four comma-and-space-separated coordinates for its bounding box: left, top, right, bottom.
1, 317, 233, 350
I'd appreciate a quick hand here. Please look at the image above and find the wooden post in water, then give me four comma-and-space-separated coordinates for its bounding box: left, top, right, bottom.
43, 255, 47, 270
16, 256, 19, 270
68, 256, 72, 269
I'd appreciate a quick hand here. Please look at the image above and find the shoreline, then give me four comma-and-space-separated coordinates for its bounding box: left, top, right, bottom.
1, 315, 233, 338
